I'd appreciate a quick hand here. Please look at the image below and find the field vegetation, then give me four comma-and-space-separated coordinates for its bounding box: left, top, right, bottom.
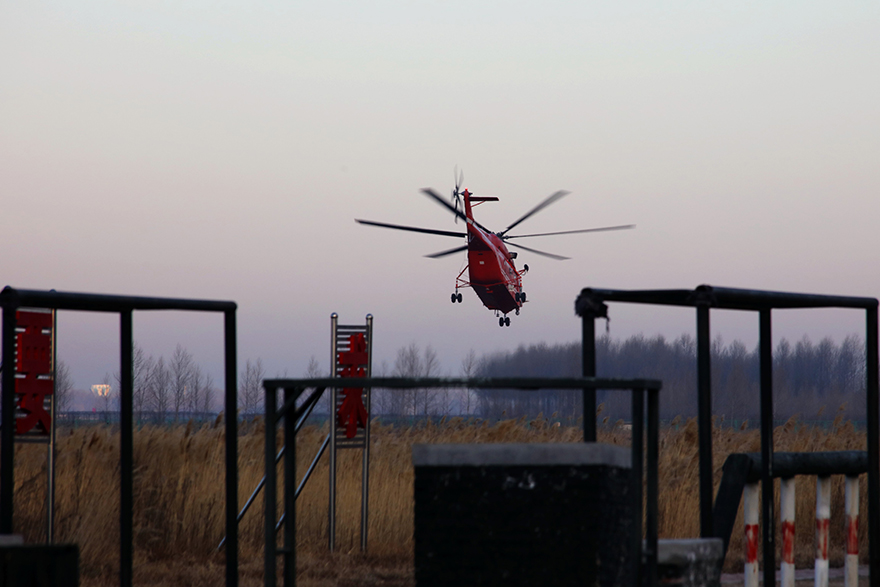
10, 413, 870, 586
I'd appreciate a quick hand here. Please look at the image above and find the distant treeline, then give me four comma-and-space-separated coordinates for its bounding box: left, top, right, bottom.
474, 334, 867, 422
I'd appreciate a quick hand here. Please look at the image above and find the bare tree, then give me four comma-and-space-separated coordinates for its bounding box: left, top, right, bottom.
304, 356, 331, 413
201, 373, 215, 413
115, 343, 152, 421
187, 364, 214, 414
460, 349, 479, 416
394, 343, 421, 417
393, 343, 440, 417
170, 344, 193, 422
97, 372, 115, 420
53, 360, 73, 414
372, 360, 393, 416
239, 358, 265, 416
148, 357, 171, 422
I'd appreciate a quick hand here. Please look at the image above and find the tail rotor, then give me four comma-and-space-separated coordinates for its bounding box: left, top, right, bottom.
452, 166, 464, 222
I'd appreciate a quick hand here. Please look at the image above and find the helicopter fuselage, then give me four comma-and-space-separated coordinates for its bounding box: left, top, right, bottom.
461, 192, 523, 315
466, 227, 522, 314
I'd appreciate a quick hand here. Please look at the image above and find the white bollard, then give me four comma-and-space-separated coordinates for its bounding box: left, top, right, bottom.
815, 475, 831, 587
744, 482, 760, 587
844, 475, 859, 587
780, 477, 796, 587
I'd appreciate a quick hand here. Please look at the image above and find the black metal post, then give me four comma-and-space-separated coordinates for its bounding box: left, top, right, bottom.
120, 311, 134, 587
0, 301, 17, 534
759, 309, 775, 587
582, 313, 597, 442
631, 388, 644, 587
696, 304, 713, 538
265, 384, 277, 587
866, 307, 879, 586
646, 389, 659, 587
283, 388, 296, 587
224, 310, 238, 587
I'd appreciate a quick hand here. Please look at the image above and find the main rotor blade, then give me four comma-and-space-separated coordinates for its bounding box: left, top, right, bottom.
421, 188, 470, 224
424, 244, 469, 259
422, 188, 492, 233
505, 224, 635, 239
505, 241, 570, 261
356, 219, 466, 238
499, 190, 570, 237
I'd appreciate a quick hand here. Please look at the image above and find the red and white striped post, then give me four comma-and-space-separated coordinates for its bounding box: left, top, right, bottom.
844, 475, 859, 587
744, 482, 760, 587
780, 477, 796, 587
815, 475, 831, 587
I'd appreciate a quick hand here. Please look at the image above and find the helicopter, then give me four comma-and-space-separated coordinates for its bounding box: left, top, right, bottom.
356, 171, 633, 327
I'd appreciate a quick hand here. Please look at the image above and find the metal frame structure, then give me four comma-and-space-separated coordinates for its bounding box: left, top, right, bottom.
714, 451, 867, 587
3, 308, 59, 543
576, 284, 879, 587
262, 376, 661, 587
328, 313, 372, 552
0, 287, 240, 587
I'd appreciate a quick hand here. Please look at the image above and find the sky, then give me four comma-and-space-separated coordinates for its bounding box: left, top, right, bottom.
2, 1, 879, 393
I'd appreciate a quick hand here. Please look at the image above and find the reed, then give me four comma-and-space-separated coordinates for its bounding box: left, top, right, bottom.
9, 413, 870, 585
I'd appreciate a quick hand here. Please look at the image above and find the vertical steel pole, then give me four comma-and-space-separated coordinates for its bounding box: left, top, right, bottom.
631, 388, 644, 587
329, 313, 338, 552
744, 483, 760, 587
844, 475, 859, 587
120, 310, 134, 587
283, 387, 296, 587
48, 308, 56, 543
696, 304, 713, 538
780, 477, 795, 587
361, 314, 373, 552
645, 389, 658, 587
582, 313, 596, 442
815, 476, 831, 587
866, 306, 879, 587
0, 299, 18, 534
264, 384, 277, 587
759, 309, 775, 587
224, 310, 238, 587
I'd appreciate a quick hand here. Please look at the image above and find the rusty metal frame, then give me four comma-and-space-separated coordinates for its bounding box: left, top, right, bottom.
0, 287, 239, 587
576, 284, 879, 587
262, 376, 661, 587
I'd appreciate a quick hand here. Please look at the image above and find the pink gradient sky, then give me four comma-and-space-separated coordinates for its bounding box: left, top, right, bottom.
2, 1, 878, 391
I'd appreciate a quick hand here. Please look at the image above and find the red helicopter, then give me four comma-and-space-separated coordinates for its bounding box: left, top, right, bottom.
356, 171, 633, 327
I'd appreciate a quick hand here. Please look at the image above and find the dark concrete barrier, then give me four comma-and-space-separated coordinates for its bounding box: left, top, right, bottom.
0, 543, 79, 587
413, 442, 633, 587
657, 538, 723, 587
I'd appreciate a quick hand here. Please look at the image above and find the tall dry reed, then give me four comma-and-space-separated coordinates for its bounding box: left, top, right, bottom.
9, 413, 871, 582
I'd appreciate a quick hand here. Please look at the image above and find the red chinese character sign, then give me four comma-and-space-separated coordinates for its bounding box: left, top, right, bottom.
14, 310, 54, 436
337, 333, 369, 439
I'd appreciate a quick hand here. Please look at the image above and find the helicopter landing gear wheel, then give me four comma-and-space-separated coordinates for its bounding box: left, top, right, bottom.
499, 317, 504, 327
520, 291, 527, 303
505, 316, 510, 327
451, 293, 457, 303
515, 308, 520, 316
457, 292, 462, 303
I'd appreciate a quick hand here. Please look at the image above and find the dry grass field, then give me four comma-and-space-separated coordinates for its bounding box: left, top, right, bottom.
9, 413, 871, 586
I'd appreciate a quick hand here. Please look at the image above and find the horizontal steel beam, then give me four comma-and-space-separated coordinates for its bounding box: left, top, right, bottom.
264, 376, 662, 392
1, 286, 236, 313
576, 285, 878, 314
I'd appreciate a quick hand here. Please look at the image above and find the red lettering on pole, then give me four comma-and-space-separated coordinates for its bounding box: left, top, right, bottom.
745, 524, 759, 564
781, 520, 795, 564
846, 514, 859, 555
816, 517, 830, 560
337, 333, 369, 439
15, 310, 54, 436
